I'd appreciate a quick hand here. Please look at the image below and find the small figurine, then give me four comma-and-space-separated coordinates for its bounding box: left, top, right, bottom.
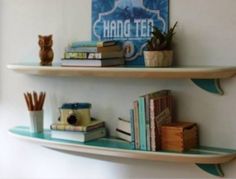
38, 35, 54, 66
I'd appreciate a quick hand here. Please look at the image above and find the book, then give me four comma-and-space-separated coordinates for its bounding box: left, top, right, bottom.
150, 95, 173, 151
61, 58, 124, 67
130, 109, 135, 149
64, 51, 124, 59
144, 90, 171, 151
116, 129, 131, 142
133, 100, 140, 149
71, 40, 117, 48
65, 45, 122, 53
50, 119, 105, 132
51, 127, 106, 142
138, 96, 147, 151
117, 118, 131, 134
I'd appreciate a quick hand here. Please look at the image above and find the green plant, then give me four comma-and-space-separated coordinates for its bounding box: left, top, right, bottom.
146, 22, 177, 51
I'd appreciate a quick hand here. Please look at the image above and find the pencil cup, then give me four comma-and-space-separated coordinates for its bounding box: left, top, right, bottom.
29, 110, 44, 133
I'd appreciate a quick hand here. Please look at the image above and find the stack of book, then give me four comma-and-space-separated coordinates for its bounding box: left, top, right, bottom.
50, 118, 106, 142
61, 40, 124, 67
116, 118, 132, 142
130, 90, 174, 151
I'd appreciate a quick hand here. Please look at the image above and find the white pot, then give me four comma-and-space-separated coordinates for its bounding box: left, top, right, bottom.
144, 50, 173, 67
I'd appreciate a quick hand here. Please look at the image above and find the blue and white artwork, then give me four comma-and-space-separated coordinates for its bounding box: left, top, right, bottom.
92, 0, 169, 66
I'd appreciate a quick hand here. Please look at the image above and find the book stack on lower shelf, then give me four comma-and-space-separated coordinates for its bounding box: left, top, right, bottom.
50, 103, 107, 142
61, 40, 124, 67
130, 89, 174, 151
50, 118, 106, 142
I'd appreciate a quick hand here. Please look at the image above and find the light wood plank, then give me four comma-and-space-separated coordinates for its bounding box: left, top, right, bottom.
7, 64, 236, 79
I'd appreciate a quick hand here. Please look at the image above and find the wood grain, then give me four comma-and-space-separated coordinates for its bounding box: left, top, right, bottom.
7, 64, 236, 79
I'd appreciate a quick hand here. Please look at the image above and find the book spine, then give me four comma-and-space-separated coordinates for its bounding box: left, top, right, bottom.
130, 109, 135, 149
133, 101, 140, 149
150, 97, 162, 151
64, 52, 88, 59
50, 124, 86, 132
50, 122, 105, 132
86, 122, 105, 131
117, 118, 131, 133
150, 99, 156, 151
66, 47, 98, 53
168, 95, 174, 122
145, 95, 151, 151
138, 97, 147, 151
71, 41, 98, 48
64, 52, 103, 59
116, 129, 131, 142
70, 41, 115, 48
85, 128, 107, 141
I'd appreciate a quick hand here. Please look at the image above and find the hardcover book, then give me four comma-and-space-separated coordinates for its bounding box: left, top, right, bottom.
129, 109, 135, 149
70, 40, 117, 48
116, 130, 131, 142
117, 118, 131, 134
92, 0, 169, 66
150, 95, 173, 151
51, 127, 107, 142
65, 45, 122, 53
50, 119, 105, 132
144, 90, 171, 150
138, 96, 147, 150
133, 100, 140, 149
64, 51, 124, 59
61, 58, 124, 67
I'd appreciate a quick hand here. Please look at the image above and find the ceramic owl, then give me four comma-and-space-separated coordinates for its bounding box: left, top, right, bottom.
38, 35, 54, 66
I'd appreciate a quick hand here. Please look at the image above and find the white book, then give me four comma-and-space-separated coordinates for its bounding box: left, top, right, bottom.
51, 127, 106, 142
117, 118, 131, 134
116, 130, 131, 142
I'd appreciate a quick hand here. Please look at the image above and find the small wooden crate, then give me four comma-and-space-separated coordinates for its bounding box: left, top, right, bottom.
161, 122, 198, 152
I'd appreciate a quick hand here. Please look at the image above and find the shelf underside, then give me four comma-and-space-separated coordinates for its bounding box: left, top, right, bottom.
9, 126, 236, 164
7, 64, 236, 79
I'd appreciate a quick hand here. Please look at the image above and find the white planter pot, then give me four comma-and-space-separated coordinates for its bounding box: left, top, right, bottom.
144, 50, 173, 67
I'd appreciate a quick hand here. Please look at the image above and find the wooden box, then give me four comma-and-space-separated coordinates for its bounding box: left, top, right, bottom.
161, 122, 198, 152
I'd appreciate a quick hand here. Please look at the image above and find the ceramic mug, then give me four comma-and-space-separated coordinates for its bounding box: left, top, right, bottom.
29, 110, 44, 133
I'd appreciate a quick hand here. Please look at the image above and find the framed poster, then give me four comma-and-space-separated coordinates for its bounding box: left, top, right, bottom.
92, 0, 169, 66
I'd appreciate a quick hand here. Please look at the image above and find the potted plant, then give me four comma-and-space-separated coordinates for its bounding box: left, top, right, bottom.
144, 22, 177, 67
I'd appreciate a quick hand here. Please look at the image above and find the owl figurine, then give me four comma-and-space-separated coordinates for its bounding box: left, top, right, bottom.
38, 35, 54, 66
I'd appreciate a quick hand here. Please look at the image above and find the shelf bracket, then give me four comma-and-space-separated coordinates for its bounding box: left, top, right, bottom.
196, 164, 224, 177
191, 79, 224, 95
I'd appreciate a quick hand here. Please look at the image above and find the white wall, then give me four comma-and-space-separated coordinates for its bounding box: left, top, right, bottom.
1, 0, 236, 178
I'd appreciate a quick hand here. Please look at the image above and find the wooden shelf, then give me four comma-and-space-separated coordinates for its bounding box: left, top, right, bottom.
9, 126, 236, 164
7, 63, 236, 79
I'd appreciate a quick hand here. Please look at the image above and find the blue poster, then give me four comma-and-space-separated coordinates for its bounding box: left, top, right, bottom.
92, 0, 169, 66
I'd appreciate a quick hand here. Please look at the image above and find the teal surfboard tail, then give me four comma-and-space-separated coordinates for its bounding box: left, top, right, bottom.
192, 79, 223, 95
196, 164, 224, 177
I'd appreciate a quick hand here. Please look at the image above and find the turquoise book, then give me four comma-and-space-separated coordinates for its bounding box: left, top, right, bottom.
70, 40, 117, 48
138, 96, 147, 151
